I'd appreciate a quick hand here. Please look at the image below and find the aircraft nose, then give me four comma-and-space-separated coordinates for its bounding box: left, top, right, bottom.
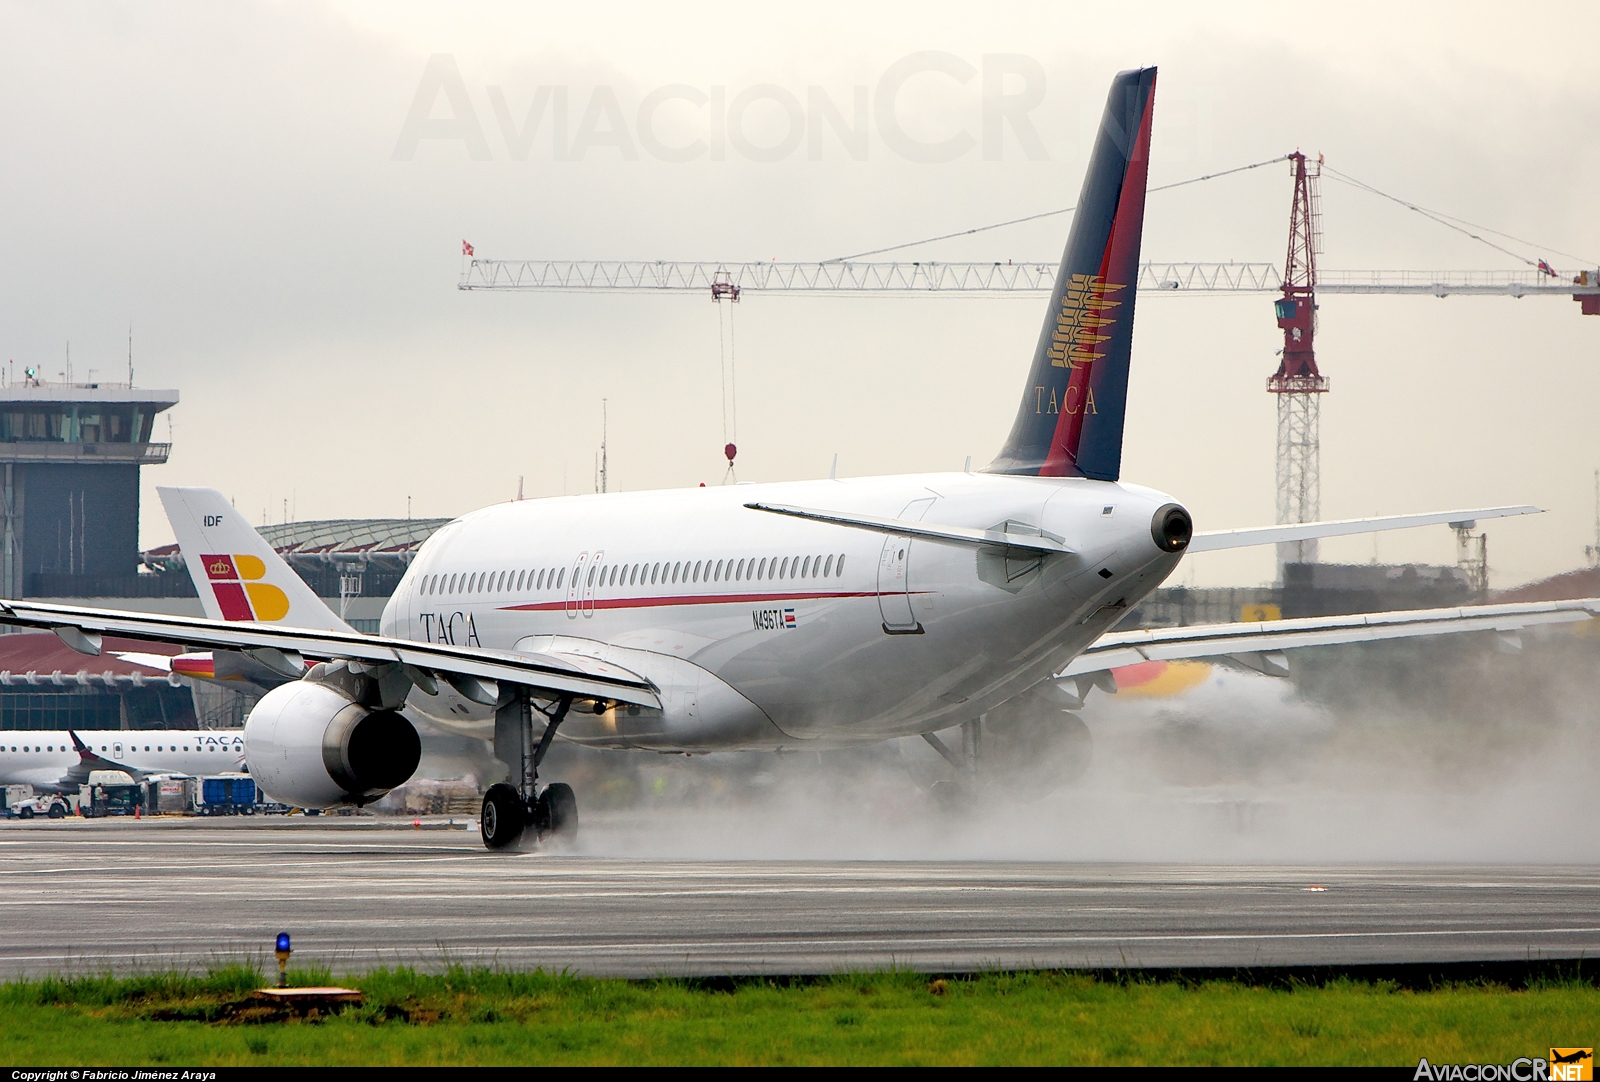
1150, 503, 1192, 553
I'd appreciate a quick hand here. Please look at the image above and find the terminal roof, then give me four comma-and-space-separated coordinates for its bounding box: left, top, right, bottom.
0, 385, 179, 409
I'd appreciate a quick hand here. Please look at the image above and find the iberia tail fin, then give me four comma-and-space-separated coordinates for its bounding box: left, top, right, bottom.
158, 486, 353, 633
987, 66, 1156, 481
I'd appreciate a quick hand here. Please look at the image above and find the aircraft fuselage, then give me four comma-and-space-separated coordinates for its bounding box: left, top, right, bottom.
381, 472, 1185, 750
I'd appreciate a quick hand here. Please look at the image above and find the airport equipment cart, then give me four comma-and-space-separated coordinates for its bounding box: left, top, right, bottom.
3, 784, 70, 819
80, 770, 143, 818
195, 775, 257, 815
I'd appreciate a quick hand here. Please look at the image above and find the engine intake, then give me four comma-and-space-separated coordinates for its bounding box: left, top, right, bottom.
245, 681, 421, 808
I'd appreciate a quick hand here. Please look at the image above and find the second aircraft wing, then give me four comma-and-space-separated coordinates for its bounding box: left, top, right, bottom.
1058, 597, 1600, 680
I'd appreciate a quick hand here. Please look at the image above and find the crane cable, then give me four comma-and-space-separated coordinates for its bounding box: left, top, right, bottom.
717, 295, 737, 483
1321, 165, 1597, 269
824, 154, 1292, 264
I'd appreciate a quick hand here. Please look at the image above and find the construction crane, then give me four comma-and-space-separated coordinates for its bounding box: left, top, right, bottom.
1268, 152, 1329, 571
460, 258, 1596, 299
459, 160, 1598, 583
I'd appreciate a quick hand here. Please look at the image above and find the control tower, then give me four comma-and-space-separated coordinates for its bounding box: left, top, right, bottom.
0, 382, 178, 598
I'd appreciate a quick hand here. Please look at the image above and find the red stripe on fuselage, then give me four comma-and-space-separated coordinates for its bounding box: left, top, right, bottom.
499, 589, 905, 613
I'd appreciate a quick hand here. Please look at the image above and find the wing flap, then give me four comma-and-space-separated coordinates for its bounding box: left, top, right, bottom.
1059, 598, 1600, 677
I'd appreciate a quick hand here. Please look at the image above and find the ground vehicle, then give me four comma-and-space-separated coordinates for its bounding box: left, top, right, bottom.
143, 775, 196, 815
195, 774, 256, 815
1, 783, 32, 815
3, 783, 71, 819
80, 770, 142, 817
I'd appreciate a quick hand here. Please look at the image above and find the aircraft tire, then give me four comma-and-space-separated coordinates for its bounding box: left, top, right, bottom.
929, 778, 966, 812
1053, 713, 1093, 784
480, 783, 526, 850
537, 783, 579, 841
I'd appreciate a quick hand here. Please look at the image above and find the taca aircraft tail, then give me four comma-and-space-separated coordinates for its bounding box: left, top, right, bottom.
987, 66, 1156, 481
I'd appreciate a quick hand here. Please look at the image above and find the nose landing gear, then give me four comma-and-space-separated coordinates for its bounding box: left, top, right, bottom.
481, 692, 581, 851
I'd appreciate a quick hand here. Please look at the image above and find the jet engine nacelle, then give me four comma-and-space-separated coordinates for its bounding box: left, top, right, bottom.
243, 680, 421, 808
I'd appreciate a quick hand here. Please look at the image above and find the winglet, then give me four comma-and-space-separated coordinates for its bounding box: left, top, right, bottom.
158, 487, 353, 633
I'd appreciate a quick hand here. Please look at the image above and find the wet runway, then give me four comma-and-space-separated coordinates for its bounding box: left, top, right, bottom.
1, 819, 1596, 978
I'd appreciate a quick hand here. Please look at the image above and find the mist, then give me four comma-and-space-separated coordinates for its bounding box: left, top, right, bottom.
481, 632, 1600, 863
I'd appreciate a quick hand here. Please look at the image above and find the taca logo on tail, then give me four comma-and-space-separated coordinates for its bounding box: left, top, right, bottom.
986, 66, 1156, 482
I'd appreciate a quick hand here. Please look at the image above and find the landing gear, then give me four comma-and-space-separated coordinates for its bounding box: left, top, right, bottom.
484, 693, 578, 851
480, 783, 526, 850
917, 709, 1094, 803
534, 782, 578, 840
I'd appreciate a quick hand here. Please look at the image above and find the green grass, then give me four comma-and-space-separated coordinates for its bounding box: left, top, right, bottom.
0, 963, 1592, 1066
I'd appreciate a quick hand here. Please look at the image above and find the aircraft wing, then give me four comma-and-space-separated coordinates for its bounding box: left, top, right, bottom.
745, 502, 1073, 554
1187, 505, 1540, 553
61, 730, 154, 787
0, 600, 662, 710
1058, 598, 1600, 679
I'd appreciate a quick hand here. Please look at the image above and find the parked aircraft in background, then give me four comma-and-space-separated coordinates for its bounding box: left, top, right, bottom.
0, 730, 245, 794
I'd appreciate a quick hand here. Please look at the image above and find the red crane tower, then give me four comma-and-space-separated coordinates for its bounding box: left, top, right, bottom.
1268, 152, 1330, 574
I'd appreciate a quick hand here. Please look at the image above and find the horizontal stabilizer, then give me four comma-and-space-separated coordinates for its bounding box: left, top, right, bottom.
1058, 597, 1600, 677
744, 503, 1073, 554
1186, 505, 1541, 553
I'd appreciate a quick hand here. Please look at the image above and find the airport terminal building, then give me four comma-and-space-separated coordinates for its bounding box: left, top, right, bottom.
0, 380, 447, 732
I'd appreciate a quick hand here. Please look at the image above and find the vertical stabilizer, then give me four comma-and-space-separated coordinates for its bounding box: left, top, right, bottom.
158, 487, 353, 633
987, 67, 1156, 480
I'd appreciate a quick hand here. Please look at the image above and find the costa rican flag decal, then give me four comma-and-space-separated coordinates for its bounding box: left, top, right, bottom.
783, 608, 796, 629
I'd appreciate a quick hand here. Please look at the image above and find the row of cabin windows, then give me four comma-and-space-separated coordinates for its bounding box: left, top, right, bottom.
418, 553, 847, 598
4, 744, 224, 753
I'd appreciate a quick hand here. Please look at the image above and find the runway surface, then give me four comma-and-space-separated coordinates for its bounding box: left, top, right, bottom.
1, 819, 1596, 977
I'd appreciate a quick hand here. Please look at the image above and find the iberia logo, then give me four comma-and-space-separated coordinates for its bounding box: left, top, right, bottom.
199, 553, 290, 622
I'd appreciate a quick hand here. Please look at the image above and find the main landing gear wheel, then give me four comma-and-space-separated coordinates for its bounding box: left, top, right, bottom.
534, 783, 579, 842
480, 783, 526, 850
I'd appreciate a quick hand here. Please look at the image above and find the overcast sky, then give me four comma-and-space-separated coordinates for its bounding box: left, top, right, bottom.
2, 1, 1596, 588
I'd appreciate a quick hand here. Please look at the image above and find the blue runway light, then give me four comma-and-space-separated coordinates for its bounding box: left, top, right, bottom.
275, 931, 292, 987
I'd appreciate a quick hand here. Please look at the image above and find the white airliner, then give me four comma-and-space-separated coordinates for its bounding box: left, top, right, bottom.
0, 730, 245, 794
1, 67, 1594, 849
